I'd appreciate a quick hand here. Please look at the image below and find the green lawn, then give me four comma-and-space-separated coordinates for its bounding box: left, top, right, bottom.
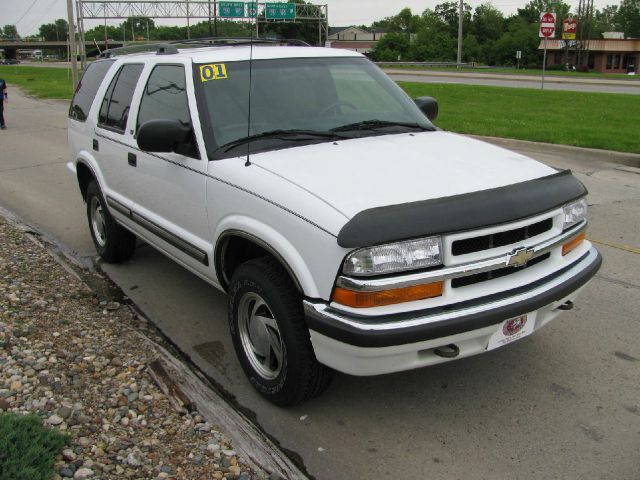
400, 82, 640, 154
0, 66, 75, 99
0, 413, 69, 480
381, 64, 639, 81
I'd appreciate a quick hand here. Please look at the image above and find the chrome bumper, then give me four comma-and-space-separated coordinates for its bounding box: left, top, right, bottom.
304, 247, 601, 348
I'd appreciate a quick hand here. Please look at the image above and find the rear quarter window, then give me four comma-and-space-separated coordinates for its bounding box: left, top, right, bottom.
69, 60, 115, 122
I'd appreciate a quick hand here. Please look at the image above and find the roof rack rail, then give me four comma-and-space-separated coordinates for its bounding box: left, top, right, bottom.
96, 37, 310, 59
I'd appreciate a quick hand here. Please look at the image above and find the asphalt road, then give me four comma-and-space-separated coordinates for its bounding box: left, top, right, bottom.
1, 91, 639, 480
385, 70, 640, 94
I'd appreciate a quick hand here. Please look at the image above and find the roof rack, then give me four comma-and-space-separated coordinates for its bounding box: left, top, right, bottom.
97, 37, 311, 59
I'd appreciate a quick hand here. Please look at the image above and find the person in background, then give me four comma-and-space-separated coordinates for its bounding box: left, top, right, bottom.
0, 77, 7, 130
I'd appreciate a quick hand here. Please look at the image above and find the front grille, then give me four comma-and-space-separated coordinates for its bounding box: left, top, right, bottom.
452, 218, 553, 256
451, 252, 551, 288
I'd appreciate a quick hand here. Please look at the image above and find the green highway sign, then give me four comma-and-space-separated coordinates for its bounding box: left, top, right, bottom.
218, 1, 245, 18
265, 2, 296, 20
247, 2, 258, 17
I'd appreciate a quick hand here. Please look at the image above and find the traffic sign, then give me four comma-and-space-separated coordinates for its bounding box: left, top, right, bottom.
265, 2, 296, 20
539, 12, 556, 38
218, 1, 245, 18
247, 2, 258, 17
562, 17, 577, 40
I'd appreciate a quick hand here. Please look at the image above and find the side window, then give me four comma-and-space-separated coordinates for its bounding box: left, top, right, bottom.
69, 60, 114, 121
137, 65, 198, 158
98, 63, 143, 133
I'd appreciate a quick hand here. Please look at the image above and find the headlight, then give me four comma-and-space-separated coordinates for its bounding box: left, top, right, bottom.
563, 198, 588, 230
343, 236, 442, 276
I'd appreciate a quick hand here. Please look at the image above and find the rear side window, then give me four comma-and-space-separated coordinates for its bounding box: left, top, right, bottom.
98, 63, 143, 133
69, 60, 114, 121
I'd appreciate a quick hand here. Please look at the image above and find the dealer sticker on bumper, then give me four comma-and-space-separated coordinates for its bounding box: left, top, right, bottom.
487, 314, 536, 351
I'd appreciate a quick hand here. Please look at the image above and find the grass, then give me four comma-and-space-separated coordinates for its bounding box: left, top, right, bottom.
0, 65, 75, 99
0, 413, 69, 480
380, 64, 639, 80
399, 82, 640, 154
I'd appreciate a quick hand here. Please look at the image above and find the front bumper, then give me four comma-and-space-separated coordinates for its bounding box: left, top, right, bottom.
304, 247, 601, 375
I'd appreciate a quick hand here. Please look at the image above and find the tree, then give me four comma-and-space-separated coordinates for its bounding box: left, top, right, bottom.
2, 25, 19, 39
472, 3, 505, 42
370, 33, 410, 61
38, 19, 68, 41
434, 2, 472, 37
593, 5, 618, 37
614, 0, 640, 38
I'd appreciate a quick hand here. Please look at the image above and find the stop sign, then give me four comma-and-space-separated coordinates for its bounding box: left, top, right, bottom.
539, 12, 556, 38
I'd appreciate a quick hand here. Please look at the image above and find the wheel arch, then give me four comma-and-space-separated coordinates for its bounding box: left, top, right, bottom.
215, 230, 306, 295
75, 158, 100, 202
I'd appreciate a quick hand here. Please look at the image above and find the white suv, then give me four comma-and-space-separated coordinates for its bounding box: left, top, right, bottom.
67, 40, 601, 405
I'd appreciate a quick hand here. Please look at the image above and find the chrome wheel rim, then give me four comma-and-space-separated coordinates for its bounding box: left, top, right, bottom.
237, 292, 284, 380
90, 196, 107, 248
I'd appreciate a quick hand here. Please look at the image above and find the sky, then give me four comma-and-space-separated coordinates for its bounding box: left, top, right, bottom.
1, 0, 616, 37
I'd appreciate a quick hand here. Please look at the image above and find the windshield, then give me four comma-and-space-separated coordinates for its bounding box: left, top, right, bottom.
194, 57, 435, 159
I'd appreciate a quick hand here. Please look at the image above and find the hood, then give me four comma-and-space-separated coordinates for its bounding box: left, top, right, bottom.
250, 131, 556, 219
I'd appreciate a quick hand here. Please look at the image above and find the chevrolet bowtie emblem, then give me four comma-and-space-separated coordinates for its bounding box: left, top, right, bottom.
506, 246, 535, 268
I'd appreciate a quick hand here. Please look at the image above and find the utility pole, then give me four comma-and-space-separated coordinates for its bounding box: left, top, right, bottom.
457, 0, 463, 67
66, 0, 78, 88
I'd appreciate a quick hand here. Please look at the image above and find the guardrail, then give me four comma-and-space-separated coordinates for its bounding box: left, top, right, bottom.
376, 61, 488, 69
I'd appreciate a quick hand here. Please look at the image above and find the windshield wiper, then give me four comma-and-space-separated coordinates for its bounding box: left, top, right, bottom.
330, 120, 434, 133
220, 129, 345, 153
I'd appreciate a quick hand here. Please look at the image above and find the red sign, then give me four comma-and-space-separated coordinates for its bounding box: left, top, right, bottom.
539, 12, 556, 38
562, 18, 577, 40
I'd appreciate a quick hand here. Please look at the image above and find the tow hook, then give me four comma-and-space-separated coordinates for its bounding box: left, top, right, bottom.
434, 344, 460, 358
557, 300, 574, 311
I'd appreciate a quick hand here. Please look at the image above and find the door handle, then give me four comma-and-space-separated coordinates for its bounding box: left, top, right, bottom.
92, 139, 99, 151
128, 152, 137, 167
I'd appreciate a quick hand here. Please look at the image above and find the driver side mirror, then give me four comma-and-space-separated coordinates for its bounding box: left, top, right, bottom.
414, 97, 438, 122
137, 119, 193, 153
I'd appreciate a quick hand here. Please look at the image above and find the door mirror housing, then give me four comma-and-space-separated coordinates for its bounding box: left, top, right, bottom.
414, 97, 438, 122
137, 119, 192, 153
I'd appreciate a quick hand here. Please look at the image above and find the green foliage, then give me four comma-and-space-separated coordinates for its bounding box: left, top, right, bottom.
38, 19, 68, 41
0, 413, 69, 480
0, 66, 74, 99
399, 82, 640, 153
2, 25, 19, 39
614, 0, 640, 38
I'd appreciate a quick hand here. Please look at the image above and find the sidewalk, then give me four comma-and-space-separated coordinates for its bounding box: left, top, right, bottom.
0, 214, 303, 480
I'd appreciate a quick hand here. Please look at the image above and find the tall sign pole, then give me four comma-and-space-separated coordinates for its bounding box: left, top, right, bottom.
539, 11, 556, 90
456, 0, 463, 67
66, 0, 78, 88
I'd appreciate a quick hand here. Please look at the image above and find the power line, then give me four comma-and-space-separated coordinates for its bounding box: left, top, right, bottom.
12, 0, 43, 26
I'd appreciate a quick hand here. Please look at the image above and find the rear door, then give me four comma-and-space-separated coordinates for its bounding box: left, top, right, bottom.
94, 62, 144, 210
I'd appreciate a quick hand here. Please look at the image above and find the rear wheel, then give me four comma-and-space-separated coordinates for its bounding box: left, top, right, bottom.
228, 256, 333, 406
86, 181, 136, 263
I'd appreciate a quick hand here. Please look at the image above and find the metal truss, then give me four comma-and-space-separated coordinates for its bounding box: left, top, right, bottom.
78, 1, 327, 21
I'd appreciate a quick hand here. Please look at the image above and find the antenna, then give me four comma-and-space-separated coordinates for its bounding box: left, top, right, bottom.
245, 17, 255, 166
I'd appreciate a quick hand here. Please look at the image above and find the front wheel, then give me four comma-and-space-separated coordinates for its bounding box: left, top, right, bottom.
86, 181, 136, 263
228, 257, 333, 406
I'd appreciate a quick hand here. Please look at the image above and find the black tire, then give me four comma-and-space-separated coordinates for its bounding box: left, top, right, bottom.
228, 256, 333, 406
86, 181, 136, 263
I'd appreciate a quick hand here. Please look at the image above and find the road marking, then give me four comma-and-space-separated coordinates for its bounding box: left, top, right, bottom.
589, 238, 640, 254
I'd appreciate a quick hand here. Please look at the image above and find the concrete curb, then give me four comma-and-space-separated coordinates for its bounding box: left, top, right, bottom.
471, 135, 640, 168
383, 68, 640, 88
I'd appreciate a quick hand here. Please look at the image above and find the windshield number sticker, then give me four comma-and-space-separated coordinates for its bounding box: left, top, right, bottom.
200, 64, 228, 82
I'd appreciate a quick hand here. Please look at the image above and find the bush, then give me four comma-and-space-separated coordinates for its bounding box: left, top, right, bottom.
576, 65, 590, 73
546, 64, 564, 71
0, 413, 69, 480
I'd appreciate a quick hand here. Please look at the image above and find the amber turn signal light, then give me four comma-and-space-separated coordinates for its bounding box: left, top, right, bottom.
562, 231, 586, 256
333, 282, 444, 308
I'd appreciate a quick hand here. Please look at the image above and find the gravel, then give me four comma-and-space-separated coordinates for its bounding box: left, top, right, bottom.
0, 216, 264, 479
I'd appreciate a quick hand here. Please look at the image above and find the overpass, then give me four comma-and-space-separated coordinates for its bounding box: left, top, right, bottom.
0, 40, 127, 59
